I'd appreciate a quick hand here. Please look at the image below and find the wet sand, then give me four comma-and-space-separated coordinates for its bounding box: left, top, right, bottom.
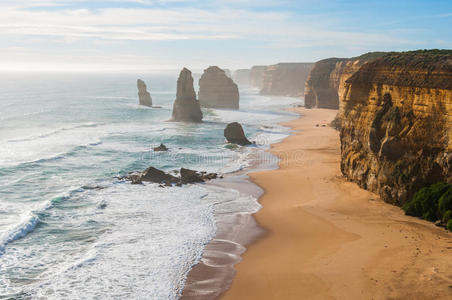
219, 108, 452, 300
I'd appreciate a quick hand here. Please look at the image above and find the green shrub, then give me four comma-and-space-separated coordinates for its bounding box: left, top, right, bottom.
403, 183, 452, 231
447, 220, 452, 231
438, 187, 452, 216
443, 210, 452, 223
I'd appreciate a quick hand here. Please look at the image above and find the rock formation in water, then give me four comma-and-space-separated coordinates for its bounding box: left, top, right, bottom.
249, 66, 267, 89
233, 69, 251, 86
260, 63, 314, 97
198, 66, 240, 109
137, 79, 152, 107
340, 50, 452, 205
224, 122, 252, 145
153, 143, 168, 152
124, 166, 217, 186
171, 68, 203, 122
304, 52, 386, 109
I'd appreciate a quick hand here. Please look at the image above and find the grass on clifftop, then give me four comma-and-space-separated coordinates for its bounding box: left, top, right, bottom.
403, 182, 452, 231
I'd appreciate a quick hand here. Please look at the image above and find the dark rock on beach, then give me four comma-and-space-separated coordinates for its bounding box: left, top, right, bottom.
224, 122, 252, 146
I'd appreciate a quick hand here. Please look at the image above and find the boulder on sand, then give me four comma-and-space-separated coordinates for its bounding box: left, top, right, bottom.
171, 68, 203, 122
137, 79, 152, 107
224, 122, 252, 145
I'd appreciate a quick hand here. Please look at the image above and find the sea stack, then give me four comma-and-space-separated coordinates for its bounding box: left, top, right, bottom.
171, 68, 203, 122
137, 79, 152, 107
198, 66, 240, 109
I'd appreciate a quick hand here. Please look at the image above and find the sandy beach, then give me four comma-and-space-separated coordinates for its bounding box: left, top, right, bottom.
221, 107, 452, 300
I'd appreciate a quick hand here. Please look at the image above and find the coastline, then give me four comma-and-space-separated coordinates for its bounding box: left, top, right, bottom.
219, 107, 452, 299
181, 143, 281, 299
181, 98, 299, 299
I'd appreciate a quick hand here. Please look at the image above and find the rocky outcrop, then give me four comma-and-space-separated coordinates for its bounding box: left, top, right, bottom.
249, 66, 267, 89
233, 69, 251, 86
260, 63, 314, 97
171, 68, 203, 122
305, 53, 386, 109
153, 143, 168, 152
198, 66, 240, 109
137, 79, 152, 107
340, 50, 452, 205
124, 167, 217, 186
180, 168, 217, 184
224, 122, 252, 145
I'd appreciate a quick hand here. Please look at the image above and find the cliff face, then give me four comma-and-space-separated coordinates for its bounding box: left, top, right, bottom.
340, 51, 452, 205
198, 66, 239, 109
171, 68, 203, 122
260, 63, 314, 97
233, 69, 251, 86
249, 66, 266, 89
305, 53, 386, 109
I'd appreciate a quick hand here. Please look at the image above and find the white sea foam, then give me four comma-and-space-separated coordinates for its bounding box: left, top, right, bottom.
0, 75, 296, 299
0, 212, 39, 254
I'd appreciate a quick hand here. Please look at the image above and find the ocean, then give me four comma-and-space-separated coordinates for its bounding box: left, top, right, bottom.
0, 71, 300, 299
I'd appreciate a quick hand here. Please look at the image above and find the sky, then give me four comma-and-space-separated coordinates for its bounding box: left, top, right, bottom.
0, 0, 451, 72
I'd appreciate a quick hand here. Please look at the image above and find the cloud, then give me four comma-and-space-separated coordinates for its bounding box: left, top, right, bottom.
0, 1, 432, 71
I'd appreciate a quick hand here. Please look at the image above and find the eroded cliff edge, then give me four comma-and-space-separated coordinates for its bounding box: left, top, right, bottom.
260, 63, 314, 97
340, 51, 452, 205
304, 52, 386, 109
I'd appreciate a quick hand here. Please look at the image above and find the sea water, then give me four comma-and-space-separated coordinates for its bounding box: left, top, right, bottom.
0, 71, 300, 299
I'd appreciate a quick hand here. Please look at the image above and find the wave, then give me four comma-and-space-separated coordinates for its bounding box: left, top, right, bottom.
7, 122, 104, 143
0, 212, 40, 255
0, 187, 90, 255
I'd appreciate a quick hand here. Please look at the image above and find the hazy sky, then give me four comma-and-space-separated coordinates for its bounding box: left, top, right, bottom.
1, 0, 451, 72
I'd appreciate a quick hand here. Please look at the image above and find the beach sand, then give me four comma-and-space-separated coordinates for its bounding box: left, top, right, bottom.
220, 107, 452, 300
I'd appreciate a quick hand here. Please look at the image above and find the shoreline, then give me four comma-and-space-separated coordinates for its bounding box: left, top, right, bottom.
219, 107, 452, 299
181, 116, 288, 299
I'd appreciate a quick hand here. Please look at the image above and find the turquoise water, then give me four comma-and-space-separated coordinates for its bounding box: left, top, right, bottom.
0, 72, 300, 299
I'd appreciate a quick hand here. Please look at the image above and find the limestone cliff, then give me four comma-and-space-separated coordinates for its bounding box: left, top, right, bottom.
260, 63, 314, 97
198, 66, 239, 109
340, 50, 452, 205
305, 53, 386, 109
171, 68, 203, 122
249, 66, 266, 89
233, 69, 251, 86
137, 79, 152, 107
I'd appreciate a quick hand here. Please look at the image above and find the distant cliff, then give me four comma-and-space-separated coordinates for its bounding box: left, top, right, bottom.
249, 66, 266, 89
233, 69, 251, 86
340, 50, 452, 205
260, 63, 314, 97
305, 53, 386, 109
